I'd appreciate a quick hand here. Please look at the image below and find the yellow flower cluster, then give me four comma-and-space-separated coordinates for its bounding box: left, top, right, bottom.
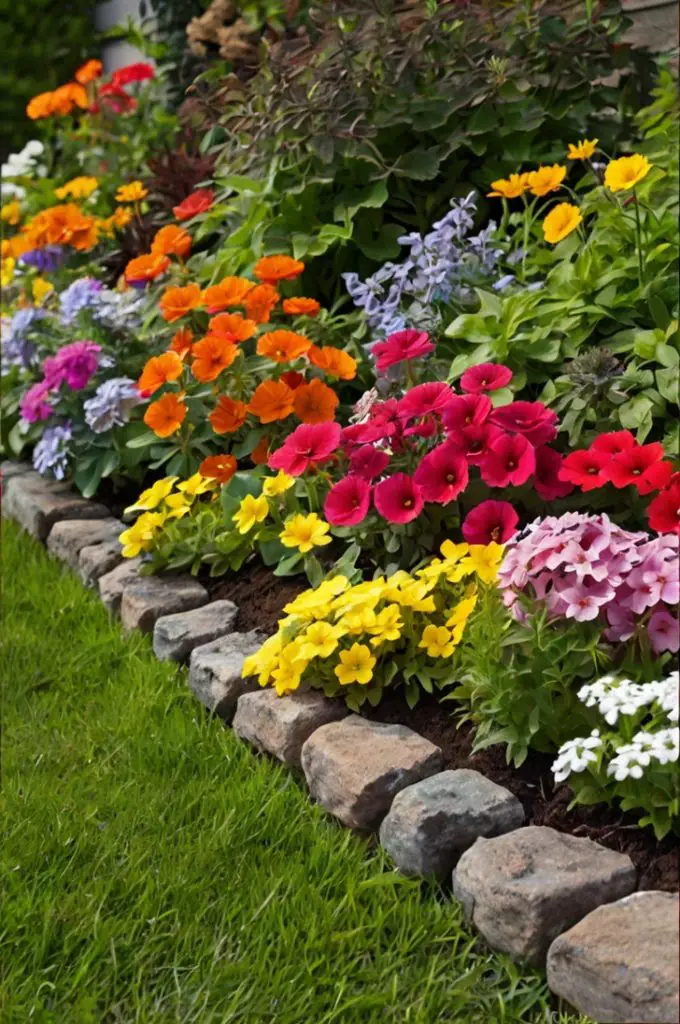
119, 473, 216, 557
242, 540, 504, 699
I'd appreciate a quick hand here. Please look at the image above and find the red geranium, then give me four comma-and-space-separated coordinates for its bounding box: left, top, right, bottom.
349, 445, 391, 479
591, 430, 636, 455
460, 362, 513, 394
324, 475, 372, 526
648, 480, 680, 534
268, 422, 341, 476
372, 330, 434, 372
97, 83, 137, 114
481, 433, 536, 488
111, 62, 155, 88
442, 393, 492, 434
374, 473, 424, 524
607, 443, 674, 495
462, 500, 519, 544
414, 443, 469, 504
533, 445, 575, 501
489, 401, 558, 446
559, 449, 610, 491
173, 189, 215, 221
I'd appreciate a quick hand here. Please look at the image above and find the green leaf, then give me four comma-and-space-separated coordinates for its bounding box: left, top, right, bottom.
125, 431, 158, 449
393, 146, 444, 181
273, 553, 303, 577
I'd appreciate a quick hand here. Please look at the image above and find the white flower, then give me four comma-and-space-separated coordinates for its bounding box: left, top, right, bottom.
607, 743, 651, 781
597, 682, 651, 725
552, 730, 603, 783
644, 728, 680, 766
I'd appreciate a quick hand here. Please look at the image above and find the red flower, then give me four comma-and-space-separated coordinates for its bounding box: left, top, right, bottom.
173, 189, 214, 221
489, 401, 558, 445
268, 422, 341, 476
324, 475, 372, 526
559, 449, 610, 491
481, 433, 536, 488
414, 443, 469, 504
591, 430, 636, 455
349, 445, 390, 480
533, 445, 575, 500
447, 422, 502, 465
97, 83, 137, 114
374, 473, 424, 524
280, 370, 305, 390
462, 500, 519, 544
608, 443, 674, 495
341, 400, 401, 447
460, 362, 512, 394
397, 382, 454, 421
404, 415, 438, 439
442, 393, 492, 434
648, 480, 680, 534
372, 330, 434, 372
111, 62, 155, 88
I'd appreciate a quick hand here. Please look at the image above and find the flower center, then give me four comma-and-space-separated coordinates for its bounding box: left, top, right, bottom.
446, 473, 455, 483
491, 526, 500, 541
632, 468, 641, 475
404, 499, 412, 508
507, 460, 516, 469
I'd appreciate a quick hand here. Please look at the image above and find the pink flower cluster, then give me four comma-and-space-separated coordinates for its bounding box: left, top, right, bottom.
20, 341, 102, 424
499, 512, 679, 654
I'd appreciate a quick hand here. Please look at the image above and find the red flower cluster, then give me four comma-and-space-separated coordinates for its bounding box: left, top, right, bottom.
91, 62, 155, 115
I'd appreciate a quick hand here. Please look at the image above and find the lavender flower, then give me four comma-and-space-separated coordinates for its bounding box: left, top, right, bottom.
32, 422, 72, 480
90, 288, 144, 331
19, 246, 65, 273
58, 278, 104, 325
1, 306, 45, 373
83, 377, 142, 432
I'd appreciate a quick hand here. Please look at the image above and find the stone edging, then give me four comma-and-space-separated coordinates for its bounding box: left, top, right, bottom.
3, 461, 678, 1024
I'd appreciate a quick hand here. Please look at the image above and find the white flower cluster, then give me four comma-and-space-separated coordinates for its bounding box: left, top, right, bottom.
1, 140, 45, 198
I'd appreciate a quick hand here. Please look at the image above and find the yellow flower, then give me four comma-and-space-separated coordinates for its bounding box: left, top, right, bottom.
604, 153, 652, 192
542, 202, 583, 244
233, 494, 269, 534
164, 492, 192, 518
335, 643, 376, 686
567, 138, 598, 160
397, 580, 436, 612
528, 164, 566, 197
487, 173, 531, 199
270, 641, 310, 695
32, 277, 54, 303
262, 471, 295, 497
55, 176, 99, 200
119, 511, 166, 558
299, 621, 344, 660
337, 607, 377, 636
332, 579, 386, 613
1, 256, 15, 286
446, 593, 478, 628
466, 543, 504, 583
124, 476, 178, 515
116, 181, 148, 203
419, 624, 455, 658
243, 633, 283, 686
0, 200, 21, 225
177, 472, 213, 498
369, 604, 403, 647
280, 513, 332, 554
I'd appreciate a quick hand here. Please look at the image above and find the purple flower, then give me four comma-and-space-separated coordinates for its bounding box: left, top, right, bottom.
43, 341, 101, 391
32, 422, 72, 480
58, 278, 104, 325
1, 306, 44, 373
20, 380, 52, 423
19, 245, 65, 273
83, 377, 142, 432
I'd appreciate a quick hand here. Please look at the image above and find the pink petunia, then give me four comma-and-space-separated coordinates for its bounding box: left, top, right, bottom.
397, 382, 455, 421
460, 362, 513, 394
403, 415, 438, 439
324, 475, 372, 526
462, 500, 518, 544
20, 380, 52, 423
561, 579, 615, 621
533, 445, 575, 501
349, 445, 390, 480
414, 442, 469, 504
372, 330, 434, 372
489, 401, 558, 446
269, 422, 341, 476
374, 473, 424, 524
480, 433, 536, 488
448, 422, 502, 465
442, 393, 492, 434
648, 607, 680, 653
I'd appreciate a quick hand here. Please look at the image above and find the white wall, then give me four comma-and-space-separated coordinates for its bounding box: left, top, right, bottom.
95, 0, 153, 72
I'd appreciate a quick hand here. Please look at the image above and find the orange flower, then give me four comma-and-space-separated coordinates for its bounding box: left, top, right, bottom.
308, 345, 357, 380
75, 59, 103, 85
7, 234, 31, 259
202, 276, 254, 312
244, 283, 280, 324
191, 335, 239, 382
169, 328, 194, 360
251, 436, 271, 465
99, 207, 134, 236
208, 312, 257, 343
151, 224, 192, 260
160, 283, 203, 323
51, 83, 89, 115
67, 212, 100, 251
144, 392, 187, 437
282, 297, 321, 317
199, 454, 238, 484
253, 255, 304, 284
27, 91, 57, 120
138, 352, 184, 395
293, 379, 339, 424
23, 204, 99, 251
256, 330, 312, 363
247, 379, 295, 424
125, 251, 170, 286
209, 396, 249, 434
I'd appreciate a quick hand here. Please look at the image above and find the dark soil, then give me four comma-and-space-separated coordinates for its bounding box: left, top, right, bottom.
204, 561, 307, 634
364, 691, 679, 893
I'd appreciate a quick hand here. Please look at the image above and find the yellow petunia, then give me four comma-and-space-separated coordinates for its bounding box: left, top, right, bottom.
116, 181, 148, 203
567, 138, 598, 160
233, 494, 269, 534
32, 277, 54, 303
542, 202, 583, 245
119, 511, 166, 558
177, 472, 214, 498
299, 621, 344, 660
487, 172, 531, 199
466, 543, 504, 583
397, 579, 437, 612
243, 633, 284, 687
55, 176, 99, 200
262, 471, 295, 497
337, 607, 377, 636
419, 625, 455, 658
335, 643, 376, 686
279, 513, 332, 554
124, 476, 178, 515
164, 492, 192, 519
446, 593, 478, 628
604, 153, 652, 193
527, 164, 566, 197
369, 604, 403, 647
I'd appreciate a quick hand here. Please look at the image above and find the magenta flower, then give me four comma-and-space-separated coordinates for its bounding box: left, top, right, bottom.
460, 362, 513, 394
374, 473, 424, 524
442, 393, 492, 434
533, 445, 575, 501
324, 475, 372, 526
462, 500, 518, 545
489, 401, 558, 446
414, 442, 469, 504
648, 607, 679, 653
448, 422, 502, 465
268, 422, 341, 477
43, 340, 101, 391
349, 445, 390, 480
20, 380, 53, 423
372, 329, 434, 372
397, 382, 454, 421
481, 433, 536, 488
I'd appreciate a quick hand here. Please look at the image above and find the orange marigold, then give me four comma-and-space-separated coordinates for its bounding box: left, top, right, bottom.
169, 328, 194, 360
209, 396, 249, 435
191, 335, 239, 382
208, 312, 257, 343
247, 379, 295, 424
244, 283, 280, 324
250, 436, 271, 465
199, 454, 238, 484
160, 283, 203, 323
51, 83, 89, 115
282, 297, 321, 317
138, 352, 184, 395
27, 91, 57, 120
75, 59, 103, 85
253, 254, 304, 284
151, 224, 192, 260
293, 379, 339, 424
256, 329, 312, 364
308, 345, 357, 380
125, 251, 170, 286
202, 276, 254, 313
144, 392, 187, 437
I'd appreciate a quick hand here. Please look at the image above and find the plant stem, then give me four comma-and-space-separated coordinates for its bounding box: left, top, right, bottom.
633, 188, 645, 287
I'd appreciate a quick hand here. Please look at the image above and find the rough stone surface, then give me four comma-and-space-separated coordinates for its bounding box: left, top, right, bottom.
98, 558, 143, 613
2, 472, 108, 541
188, 631, 267, 720
1, 460, 33, 481
233, 689, 348, 768
153, 600, 239, 663
47, 518, 124, 571
452, 826, 637, 966
301, 716, 444, 830
120, 575, 208, 634
79, 540, 124, 587
547, 890, 680, 1024
379, 769, 524, 879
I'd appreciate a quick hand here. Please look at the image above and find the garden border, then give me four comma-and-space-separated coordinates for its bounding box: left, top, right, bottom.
3, 460, 678, 1024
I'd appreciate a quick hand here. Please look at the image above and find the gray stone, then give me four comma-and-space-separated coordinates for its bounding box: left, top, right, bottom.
2, 472, 108, 541
188, 631, 268, 720
120, 575, 208, 634
379, 769, 524, 879
153, 600, 239, 663
547, 890, 679, 1024
98, 558, 143, 613
301, 716, 443, 830
1, 460, 33, 480
79, 540, 124, 587
452, 826, 637, 966
47, 518, 124, 571
233, 689, 348, 768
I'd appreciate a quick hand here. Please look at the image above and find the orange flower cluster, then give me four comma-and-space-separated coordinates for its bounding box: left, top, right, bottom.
27, 59, 102, 120
125, 225, 193, 288
22, 203, 100, 252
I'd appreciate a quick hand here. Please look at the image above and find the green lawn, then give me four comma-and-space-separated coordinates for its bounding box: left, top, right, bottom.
1, 520, 589, 1024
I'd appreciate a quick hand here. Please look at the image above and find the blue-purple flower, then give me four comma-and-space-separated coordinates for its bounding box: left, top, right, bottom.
19, 245, 65, 273
58, 277, 104, 325
83, 377, 142, 432
32, 422, 72, 480
1, 306, 45, 373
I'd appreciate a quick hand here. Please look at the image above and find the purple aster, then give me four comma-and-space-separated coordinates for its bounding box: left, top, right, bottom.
83, 377, 142, 432
32, 422, 72, 480
43, 340, 101, 391
20, 380, 52, 423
